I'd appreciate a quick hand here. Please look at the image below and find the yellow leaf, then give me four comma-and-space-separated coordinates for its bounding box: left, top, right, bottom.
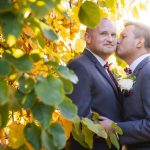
52, 110, 72, 139
132, 6, 139, 18
8, 122, 25, 149
75, 39, 85, 53
7, 35, 16, 47
60, 116, 72, 140
24, 139, 34, 150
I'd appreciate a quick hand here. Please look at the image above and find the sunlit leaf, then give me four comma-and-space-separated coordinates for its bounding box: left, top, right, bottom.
132, 6, 139, 18
111, 122, 123, 135
82, 118, 107, 138
108, 131, 120, 150
105, 0, 115, 8
8, 122, 25, 149
78, 1, 101, 28
7, 34, 16, 47
82, 125, 94, 149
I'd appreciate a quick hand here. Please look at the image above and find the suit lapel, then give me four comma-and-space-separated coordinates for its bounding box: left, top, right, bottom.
83, 49, 118, 95
133, 56, 150, 76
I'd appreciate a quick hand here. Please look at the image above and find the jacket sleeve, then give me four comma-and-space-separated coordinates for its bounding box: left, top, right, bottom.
118, 72, 150, 145
67, 60, 92, 117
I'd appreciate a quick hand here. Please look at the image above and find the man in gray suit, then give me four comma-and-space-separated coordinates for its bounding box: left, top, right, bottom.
68, 18, 122, 150
100, 22, 150, 150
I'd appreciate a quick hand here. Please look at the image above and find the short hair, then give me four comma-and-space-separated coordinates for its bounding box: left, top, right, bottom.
125, 22, 150, 49
85, 18, 110, 33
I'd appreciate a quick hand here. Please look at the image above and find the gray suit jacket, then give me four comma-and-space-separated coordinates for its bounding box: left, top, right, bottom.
68, 49, 122, 150
118, 56, 150, 149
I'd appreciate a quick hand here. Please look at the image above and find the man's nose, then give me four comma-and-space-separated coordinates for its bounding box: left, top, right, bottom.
107, 35, 114, 42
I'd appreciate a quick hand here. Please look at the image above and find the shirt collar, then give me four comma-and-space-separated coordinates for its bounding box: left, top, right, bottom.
130, 54, 150, 72
86, 48, 106, 66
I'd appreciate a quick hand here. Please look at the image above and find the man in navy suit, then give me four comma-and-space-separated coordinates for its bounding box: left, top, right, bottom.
68, 18, 122, 150
100, 22, 150, 150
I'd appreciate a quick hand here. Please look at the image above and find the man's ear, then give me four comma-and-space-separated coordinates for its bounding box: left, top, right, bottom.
136, 37, 145, 48
84, 32, 91, 44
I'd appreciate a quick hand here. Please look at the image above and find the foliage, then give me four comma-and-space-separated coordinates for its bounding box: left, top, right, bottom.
0, 0, 148, 149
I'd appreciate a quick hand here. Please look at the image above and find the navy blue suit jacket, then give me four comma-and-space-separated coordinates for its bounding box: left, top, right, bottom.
68, 49, 122, 150
118, 56, 150, 150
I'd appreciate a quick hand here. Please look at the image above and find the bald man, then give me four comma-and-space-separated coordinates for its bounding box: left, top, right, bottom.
68, 18, 122, 150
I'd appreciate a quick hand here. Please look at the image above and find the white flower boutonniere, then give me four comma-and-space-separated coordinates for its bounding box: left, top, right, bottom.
118, 68, 136, 96
118, 78, 134, 91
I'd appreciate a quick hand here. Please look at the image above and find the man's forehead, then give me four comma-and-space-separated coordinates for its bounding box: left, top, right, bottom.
97, 19, 116, 31
122, 25, 135, 34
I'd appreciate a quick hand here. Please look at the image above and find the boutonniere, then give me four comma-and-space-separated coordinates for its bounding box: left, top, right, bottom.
118, 67, 136, 96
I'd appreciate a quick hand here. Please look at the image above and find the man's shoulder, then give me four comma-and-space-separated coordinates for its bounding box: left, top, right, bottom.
68, 53, 91, 66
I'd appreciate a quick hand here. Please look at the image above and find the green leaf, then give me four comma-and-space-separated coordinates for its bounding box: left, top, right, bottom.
61, 78, 73, 94
111, 122, 123, 135
9, 87, 21, 111
78, 1, 101, 28
24, 123, 41, 150
32, 102, 54, 128
71, 116, 88, 148
30, 53, 41, 62
29, 0, 60, 18
82, 118, 107, 138
55, 65, 78, 84
92, 111, 100, 123
0, 59, 11, 77
48, 123, 66, 149
42, 29, 58, 41
18, 76, 34, 94
44, 0, 61, 9
0, 12, 22, 39
108, 131, 120, 150
0, 79, 9, 105
0, 104, 9, 128
72, 115, 81, 131
41, 130, 56, 150
58, 96, 77, 119
20, 91, 36, 109
82, 125, 94, 149
4, 53, 33, 72
36, 34, 46, 48
0, 0, 13, 13
72, 127, 88, 148
35, 76, 64, 106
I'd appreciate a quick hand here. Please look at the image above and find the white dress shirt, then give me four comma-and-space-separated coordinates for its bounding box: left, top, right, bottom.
86, 48, 106, 66
130, 54, 150, 72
